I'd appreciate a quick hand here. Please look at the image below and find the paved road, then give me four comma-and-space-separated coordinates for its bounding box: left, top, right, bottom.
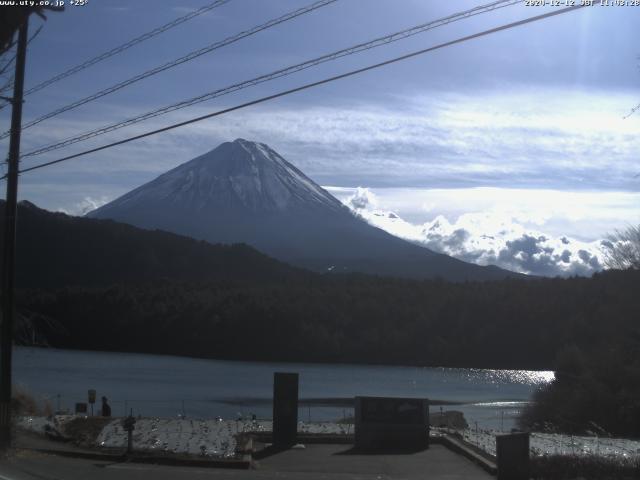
0, 444, 493, 480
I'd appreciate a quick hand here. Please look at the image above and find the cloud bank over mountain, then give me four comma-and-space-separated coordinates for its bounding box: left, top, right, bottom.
331, 187, 608, 277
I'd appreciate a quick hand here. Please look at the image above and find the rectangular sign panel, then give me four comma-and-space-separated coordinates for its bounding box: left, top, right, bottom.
273, 372, 299, 447
496, 432, 530, 480
355, 396, 429, 451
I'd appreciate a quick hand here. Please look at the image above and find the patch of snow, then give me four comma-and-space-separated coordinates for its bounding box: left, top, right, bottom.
17, 415, 76, 434
23, 415, 640, 461
461, 428, 640, 458
96, 418, 352, 458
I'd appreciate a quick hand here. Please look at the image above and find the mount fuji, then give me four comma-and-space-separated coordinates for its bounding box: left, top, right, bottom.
88, 139, 520, 281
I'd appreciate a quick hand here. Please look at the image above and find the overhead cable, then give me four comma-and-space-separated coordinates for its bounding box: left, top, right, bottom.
9, 3, 590, 179
0, 0, 337, 140
20, 0, 232, 98
21, 0, 521, 158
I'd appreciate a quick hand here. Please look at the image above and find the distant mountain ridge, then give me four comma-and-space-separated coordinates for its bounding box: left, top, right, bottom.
89, 139, 524, 281
0, 200, 307, 289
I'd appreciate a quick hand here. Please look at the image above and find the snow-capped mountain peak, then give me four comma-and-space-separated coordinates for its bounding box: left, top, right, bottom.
104, 139, 342, 215
88, 139, 521, 281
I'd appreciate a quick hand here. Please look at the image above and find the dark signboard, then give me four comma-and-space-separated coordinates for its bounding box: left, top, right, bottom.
496, 432, 530, 480
75, 402, 87, 414
355, 396, 429, 451
361, 397, 425, 424
272, 372, 299, 447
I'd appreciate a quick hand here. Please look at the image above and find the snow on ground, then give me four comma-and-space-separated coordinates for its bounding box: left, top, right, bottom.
98, 418, 254, 457
462, 429, 640, 458
98, 418, 353, 457
18, 416, 352, 458
17, 415, 75, 434
20, 415, 640, 460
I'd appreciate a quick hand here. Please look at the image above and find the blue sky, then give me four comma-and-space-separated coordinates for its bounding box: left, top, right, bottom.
1, 0, 639, 276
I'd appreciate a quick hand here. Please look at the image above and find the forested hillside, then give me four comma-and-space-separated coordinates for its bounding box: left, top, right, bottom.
17, 270, 640, 370
0, 200, 309, 288
4, 200, 639, 371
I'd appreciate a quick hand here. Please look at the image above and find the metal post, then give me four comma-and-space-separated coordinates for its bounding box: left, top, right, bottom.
123, 409, 136, 455
0, 18, 29, 451
127, 428, 133, 453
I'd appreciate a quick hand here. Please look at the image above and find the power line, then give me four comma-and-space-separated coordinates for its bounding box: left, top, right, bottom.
20, 0, 521, 159
0, 0, 337, 140
18, 0, 231, 98
0, 24, 43, 109
9, 3, 589, 179
623, 102, 639, 119
0, 51, 17, 78
0, 25, 44, 89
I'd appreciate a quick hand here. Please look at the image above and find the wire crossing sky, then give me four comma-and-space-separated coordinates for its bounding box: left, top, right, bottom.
20, 0, 521, 159
18, 0, 232, 97
0, 0, 338, 140
13, 3, 588, 177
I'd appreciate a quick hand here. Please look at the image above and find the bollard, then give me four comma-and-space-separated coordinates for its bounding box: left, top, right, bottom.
496, 432, 530, 480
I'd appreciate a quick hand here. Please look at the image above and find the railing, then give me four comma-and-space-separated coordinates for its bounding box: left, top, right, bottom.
32, 393, 355, 424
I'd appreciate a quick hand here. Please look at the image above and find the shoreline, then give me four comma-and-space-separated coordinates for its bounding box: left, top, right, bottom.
14, 345, 556, 373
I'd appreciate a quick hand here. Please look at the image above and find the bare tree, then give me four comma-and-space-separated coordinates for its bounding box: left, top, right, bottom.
602, 225, 640, 270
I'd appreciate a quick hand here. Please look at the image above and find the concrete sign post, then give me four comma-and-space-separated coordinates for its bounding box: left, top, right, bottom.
355, 396, 429, 451
496, 432, 530, 480
273, 372, 299, 447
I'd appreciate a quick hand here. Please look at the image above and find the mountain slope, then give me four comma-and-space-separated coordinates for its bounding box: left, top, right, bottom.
0, 200, 308, 289
89, 139, 523, 281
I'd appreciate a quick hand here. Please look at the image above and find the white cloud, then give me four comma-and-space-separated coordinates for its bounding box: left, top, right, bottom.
346, 187, 378, 210
9, 85, 639, 226
12, 86, 640, 191
57, 196, 110, 216
332, 186, 634, 277
329, 186, 640, 241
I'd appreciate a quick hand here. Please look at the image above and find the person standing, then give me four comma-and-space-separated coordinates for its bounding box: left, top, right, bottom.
101, 396, 111, 417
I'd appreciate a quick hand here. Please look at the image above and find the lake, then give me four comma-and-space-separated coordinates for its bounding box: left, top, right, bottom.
14, 346, 553, 430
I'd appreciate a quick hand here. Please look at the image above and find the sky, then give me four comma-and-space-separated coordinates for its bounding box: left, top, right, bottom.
0, 0, 639, 277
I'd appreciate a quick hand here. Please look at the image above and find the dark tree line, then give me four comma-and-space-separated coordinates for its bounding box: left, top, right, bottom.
17, 269, 640, 372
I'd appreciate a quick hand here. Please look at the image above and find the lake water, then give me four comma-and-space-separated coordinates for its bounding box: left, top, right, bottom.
14, 347, 553, 430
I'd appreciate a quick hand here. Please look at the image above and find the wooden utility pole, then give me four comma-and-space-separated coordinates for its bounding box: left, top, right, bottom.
0, 17, 29, 450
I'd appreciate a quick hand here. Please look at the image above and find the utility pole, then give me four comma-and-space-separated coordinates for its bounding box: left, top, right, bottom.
0, 18, 29, 450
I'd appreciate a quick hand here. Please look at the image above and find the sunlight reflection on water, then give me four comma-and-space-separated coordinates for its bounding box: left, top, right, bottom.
434, 367, 554, 385
14, 347, 554, 429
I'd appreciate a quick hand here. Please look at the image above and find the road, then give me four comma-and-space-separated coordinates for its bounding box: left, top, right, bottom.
0, 444, 493, 479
